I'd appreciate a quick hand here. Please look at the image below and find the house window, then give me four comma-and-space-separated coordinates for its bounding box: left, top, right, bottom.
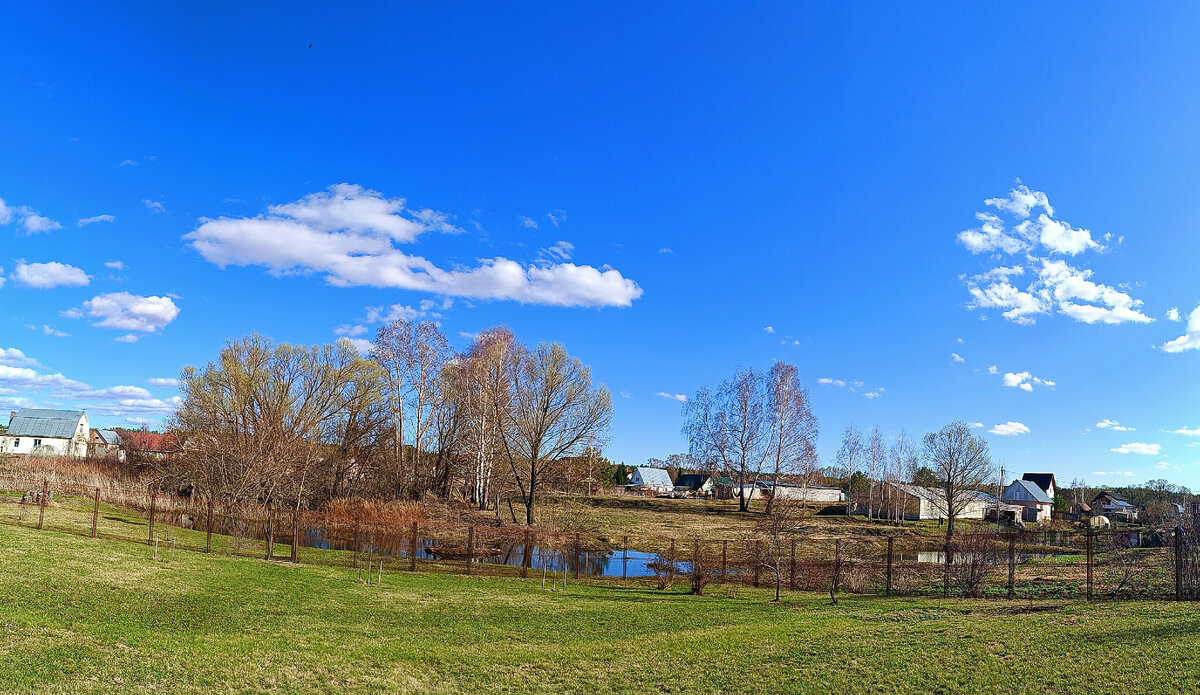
12, 438, 18, 448
33, 439, 41, 447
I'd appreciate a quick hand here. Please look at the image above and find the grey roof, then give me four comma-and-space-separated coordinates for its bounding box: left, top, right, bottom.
1006, 479, 1053, 504
633, 466, 674, 488
7, 408, 86, 439
97, 429, 122, 446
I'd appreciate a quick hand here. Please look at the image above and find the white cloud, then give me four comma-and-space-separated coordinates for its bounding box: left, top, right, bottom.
863, 390, 883, 399
364, 304, 423, 323
16, 208, 63, 234
60, 307, 84, 319
951, 353, 964, 363
147, 377, 179, 387
989, 421, 1030, 436
114, 334, 139, 343
0, 348, 40, 368
78, 214, 115, 226
340, 337, 373, 355
1110, 442, 1161, 455
13, 261, 90, 289
1000, 371, 1054, 392
817, 378, 846, 387
334, 324, 368, 337
1162, 304, 1200, 353
143, 199, 166, 213
1166, 307, 1181, 322
42, 325, 69, 337
987, 365, 998, 375
186, 184, 641, 308
80, 292, 180, 333
546, 210, 566, 227
1096, 419, 1134, 432
763, 326, 775, 334
658, 247, 675, 255
104, 260, 125, 270
619, 390, 632, 399
1172, 426, 1200, 437
1092, 470, 1136, 477
541, 240, 574, 262
655, 392, 687, 402
967, 422, 984, 429
120, 159, 137, 167
519, 216, 538, 229
960, 185, 1148, 326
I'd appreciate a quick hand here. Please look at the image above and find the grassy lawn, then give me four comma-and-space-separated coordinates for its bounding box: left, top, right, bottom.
2, 522, 1199, 693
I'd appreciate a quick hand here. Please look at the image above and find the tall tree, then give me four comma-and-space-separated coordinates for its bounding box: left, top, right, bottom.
834, 425, 864, 517
683, 368, 769, 512
888, 429, 917, 522
921, 421, 993, 540
865, 426, 885, 522
764, 362, 819, 512
496, 342, 612, 524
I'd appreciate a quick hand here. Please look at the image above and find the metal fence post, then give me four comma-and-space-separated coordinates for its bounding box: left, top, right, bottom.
147, 489, 157, 546
37, 478, 48, 530
1007, 534, 1016, 599
1085, 529, 1093, 601
205, 498, 214, 553
789, 539, 797, 591
291, 507, 301, 564
466, 525, 474, 575
886, 536, 894, 597
1175, 527, 1184, 601
91, 486, 101, 538
721, 540, 728, 583
353, 517, 361, 570
410, 521, 418, 571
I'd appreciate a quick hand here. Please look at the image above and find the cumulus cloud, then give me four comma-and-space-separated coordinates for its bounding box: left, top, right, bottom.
78, 214, 115, 226
114, 334, 139, 343
42, 325, 69, 337
951, 353, 964, 363
334, 324, 368, 337
13, 261, 90, 289
1000, 371, 1055, 392
339, 337, 373, 355
1096, 419, 1134, 432
959, 184, 1149, 326
1167, 307, 1181, 322
147, 377, 179, 387
655, 392, 688, 402
1162, 304, 1200, 353
967, 422, 984, 428
989, 421, 1030, 436
185, 184, 642, 308
763, 326, 775, 334
1172, 426, 1200, 437
987, 365, 998, 375
1092, 470, 1136, 477
1110, 442, 1161, 455
0, 348, 40, 368
817, 378, 846, 387
104, 260, 125, 270
79, 292, 180, 332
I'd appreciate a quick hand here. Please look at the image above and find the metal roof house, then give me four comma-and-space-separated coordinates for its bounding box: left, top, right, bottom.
881, 482, 995, 521
1002, 479, 1054, 523
2, 409, 90, 457
629, 466, 674, 494
89, 429, 126, 462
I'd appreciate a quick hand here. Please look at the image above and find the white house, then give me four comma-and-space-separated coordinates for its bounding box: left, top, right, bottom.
1002, 479, 1054, 523
883, 482, 995, 521
761, 482, 845, 504
1020, 473, 1057, 503
2, 409, 90, 457
629, 466, 674, 494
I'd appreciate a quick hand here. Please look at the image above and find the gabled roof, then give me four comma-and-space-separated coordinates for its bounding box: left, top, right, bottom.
6, 408, 86, 438
96, 429, 122, 446
633, 466, 673, 488
1093, 490, 1129, 504
1005, 479, 1053, 504
1021, 473, 1057, 495
673, 473, 712, 490
888, 482, 996, 504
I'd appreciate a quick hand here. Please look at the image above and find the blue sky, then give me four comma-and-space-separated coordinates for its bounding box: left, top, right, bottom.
3, 3, 1200, 487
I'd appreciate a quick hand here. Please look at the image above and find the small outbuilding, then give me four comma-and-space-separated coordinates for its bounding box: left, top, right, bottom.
673, 473, 715, 495
759, 481, 845, 504
629, 466, 675, 495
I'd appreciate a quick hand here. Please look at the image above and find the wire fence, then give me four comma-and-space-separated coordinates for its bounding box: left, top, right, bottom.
1, 474, 1197, 600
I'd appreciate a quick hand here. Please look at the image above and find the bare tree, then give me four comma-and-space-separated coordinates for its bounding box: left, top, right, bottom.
834, 425, 864, 517
763, 362, 819, 514
496, 342, 612, 525
683, 368, 769, 512
888, 430, 917, 523
456, 327, 518, 509
865, 426, 884, 522
921, 421, 993, 541
756, 495, 802, 601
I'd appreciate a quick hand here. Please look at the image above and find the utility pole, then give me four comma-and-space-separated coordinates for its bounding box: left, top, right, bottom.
996, 464, 1006, 533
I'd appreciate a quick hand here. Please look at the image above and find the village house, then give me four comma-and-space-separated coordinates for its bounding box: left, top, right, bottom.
1092, 490, 1139, 523
881, 481, 995, 521
1021, 473, 1057, 502
761, 481, 845, 504
1001, 478, 1054, 523
1, 409, 90, 457
673, 473, 715, 496
628, 466, 674, 495
89, 429, 126, 462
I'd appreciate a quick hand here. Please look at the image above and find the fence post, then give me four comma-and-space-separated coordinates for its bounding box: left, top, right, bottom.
1175, 527, 1184, 601
466, 525, 474, 575
753, 540, 761, 588
1085, 529, 1093, 601
205, 498, 214, 553
521, 530, 531, 579
410, 521, 418, 572
789, 538, 797, 591
353, 517, 361, 570
91, 487, 101, 538
147, 489, 157, 546
942, 536, 950, 599
264, 501, 275, 561
291, 507, 301, 564
831, 538, 841, 604
1007, 534, 1016, 599
692, 539, 700, 592
721, 540, 728, 583
37, 478, 48, 530
622, 535, 629, 585
886, 536, 894, 597
573, 532, 582, 579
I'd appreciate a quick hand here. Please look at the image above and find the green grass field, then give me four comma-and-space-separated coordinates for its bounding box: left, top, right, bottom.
2, 521, 1199, 694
